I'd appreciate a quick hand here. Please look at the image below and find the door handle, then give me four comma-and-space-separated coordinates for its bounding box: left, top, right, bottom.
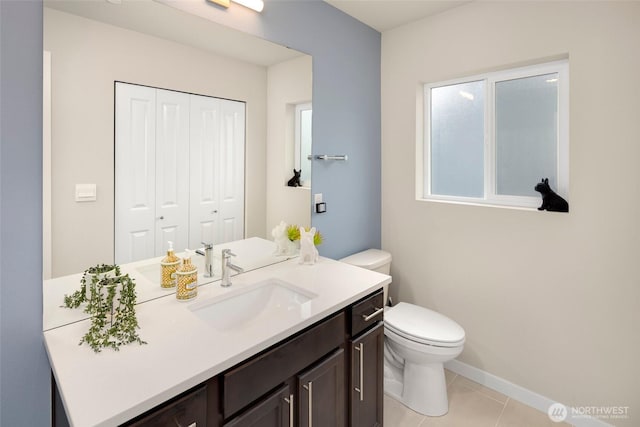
362, 307, 383, 322
303, 381, 313, 427
354, 342, 364, 401
283, 393, 294, 427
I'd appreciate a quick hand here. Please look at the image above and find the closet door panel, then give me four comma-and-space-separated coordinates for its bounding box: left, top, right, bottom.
155, 89, 190, 254
115, 83, 156, 264
116, 85, 245, 263
219, 100, 245, 242
189, 94, 222, 247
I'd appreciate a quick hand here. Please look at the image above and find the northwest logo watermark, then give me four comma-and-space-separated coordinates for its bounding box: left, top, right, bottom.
548, 403, 630, 423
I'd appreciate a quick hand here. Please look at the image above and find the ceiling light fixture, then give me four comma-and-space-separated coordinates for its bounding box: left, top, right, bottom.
207, 0, 264, 12
232, 0, 264, 12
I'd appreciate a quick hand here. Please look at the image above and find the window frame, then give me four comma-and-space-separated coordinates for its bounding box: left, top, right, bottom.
420, 60, 569, 209
294, 102, 312, 188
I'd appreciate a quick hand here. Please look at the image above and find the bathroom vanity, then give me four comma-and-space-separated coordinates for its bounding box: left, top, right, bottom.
43, 238, 390, 426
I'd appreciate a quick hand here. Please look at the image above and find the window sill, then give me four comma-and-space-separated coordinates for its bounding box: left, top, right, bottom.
416, 196, 557, 213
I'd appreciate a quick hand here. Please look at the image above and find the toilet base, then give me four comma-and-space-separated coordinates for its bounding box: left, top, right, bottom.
384, 360, 449, 417
405, 361, 449, 416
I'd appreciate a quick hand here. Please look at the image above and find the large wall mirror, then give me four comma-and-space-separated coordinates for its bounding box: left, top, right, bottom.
43, 0, 312, 279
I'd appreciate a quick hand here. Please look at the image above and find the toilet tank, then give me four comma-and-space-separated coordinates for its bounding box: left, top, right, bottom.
340, 249, 392, 304
340, 249, 392, 274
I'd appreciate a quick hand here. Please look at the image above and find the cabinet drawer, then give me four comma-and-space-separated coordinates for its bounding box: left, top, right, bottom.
127, 385, 207, 427
223, 312, 345, 418
223, 384, 291, 427
350, 290, 384, 336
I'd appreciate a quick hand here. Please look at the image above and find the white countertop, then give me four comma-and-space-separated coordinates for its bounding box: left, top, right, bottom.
44, 243, 390, 427
43, 237, 296, 331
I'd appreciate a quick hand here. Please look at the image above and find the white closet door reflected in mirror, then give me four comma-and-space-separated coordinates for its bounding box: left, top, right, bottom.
115, 82, 245, 264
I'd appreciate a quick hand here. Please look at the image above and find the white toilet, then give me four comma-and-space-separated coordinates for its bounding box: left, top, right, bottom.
340, 249, 465, 417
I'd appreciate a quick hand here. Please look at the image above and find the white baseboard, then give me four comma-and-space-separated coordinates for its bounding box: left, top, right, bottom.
444, 359, 614, 427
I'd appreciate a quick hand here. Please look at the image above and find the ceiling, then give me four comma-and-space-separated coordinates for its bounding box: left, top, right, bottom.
44, 0, 470, 66
324, 0, 471, 32
44, 0, 303, 67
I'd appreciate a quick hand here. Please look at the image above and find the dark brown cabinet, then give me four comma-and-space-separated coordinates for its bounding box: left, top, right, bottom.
298, 349, 346, 427
127, 385, 208, 427
224, 384, 292, 427
222, 312, 345, 421
350, 323, 384, 427
348, 289, 384, 427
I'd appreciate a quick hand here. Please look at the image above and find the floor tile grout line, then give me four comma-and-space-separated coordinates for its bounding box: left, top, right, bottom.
450, 373, 510, 406
481, 390, 510, 406
494, 397, 510, 427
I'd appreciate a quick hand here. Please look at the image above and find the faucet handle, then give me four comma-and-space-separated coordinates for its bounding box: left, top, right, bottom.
201, 242, 213, 250
222, 249, 236, 258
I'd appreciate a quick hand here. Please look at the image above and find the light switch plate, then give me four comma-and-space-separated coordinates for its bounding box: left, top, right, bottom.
75, 184, 97, 202
314, 193, 323, 204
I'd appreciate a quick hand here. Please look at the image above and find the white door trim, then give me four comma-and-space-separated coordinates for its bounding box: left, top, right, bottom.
43, 50, 52, 279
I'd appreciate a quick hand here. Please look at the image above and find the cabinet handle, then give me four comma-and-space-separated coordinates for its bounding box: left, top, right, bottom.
157, 216, 165, 220
354, 343, 364, 401
303, 381, 313, 427
284, 393, 294, 427
362, 307, 383, 322
172, 417, 196, 427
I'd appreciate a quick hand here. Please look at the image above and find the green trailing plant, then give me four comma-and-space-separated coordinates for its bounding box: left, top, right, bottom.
63, 264, 146, 353
63, 264, 118, 309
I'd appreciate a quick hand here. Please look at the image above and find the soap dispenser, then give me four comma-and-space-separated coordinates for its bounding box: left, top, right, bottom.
160, 241, 181, 289
176, 249, 198, 301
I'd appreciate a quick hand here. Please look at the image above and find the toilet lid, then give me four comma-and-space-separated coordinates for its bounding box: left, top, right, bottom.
385, 302, 465, 347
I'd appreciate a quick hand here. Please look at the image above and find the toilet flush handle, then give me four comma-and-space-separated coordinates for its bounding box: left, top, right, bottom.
362, 307, 384, 322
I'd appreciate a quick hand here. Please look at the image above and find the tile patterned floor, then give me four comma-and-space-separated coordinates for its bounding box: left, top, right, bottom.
384, 370, 570, 427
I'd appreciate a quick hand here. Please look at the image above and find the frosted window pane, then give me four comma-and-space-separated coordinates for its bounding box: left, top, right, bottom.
429, 81, 485, 197
299, 109, 312, 186
496, 73, 558, 196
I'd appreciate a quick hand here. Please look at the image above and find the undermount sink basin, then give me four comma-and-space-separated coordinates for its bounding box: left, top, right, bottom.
189, 279, 317, 331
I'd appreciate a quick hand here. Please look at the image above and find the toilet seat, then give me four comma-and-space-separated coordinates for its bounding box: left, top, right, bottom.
385, 302, 465, 348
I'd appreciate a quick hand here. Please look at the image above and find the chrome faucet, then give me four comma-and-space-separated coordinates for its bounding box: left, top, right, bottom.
221, 249, 243, 287
196, 242, 214, 278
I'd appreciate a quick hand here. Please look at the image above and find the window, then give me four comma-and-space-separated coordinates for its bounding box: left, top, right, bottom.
421, 61, 569, 208
294, 103, 312, 187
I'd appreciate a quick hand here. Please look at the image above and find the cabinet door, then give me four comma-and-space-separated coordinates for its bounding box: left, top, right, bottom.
224, 384, 292, 427
350, 323, 384, 427
298, 349, 346, 427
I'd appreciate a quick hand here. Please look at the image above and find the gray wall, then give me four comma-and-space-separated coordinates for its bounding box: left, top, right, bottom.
0, 2, 50, 426
0, 0, 380, 424
260, 1, 382, 259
